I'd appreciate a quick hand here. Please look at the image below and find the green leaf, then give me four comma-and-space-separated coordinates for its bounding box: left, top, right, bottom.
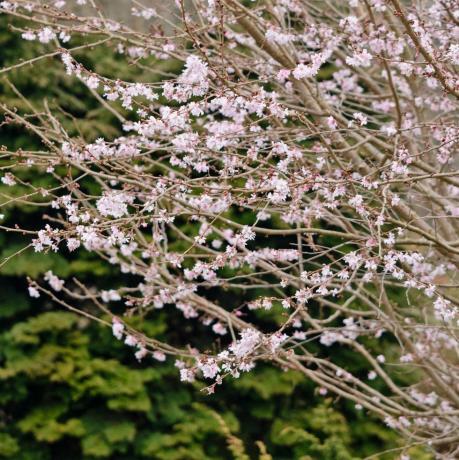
104, 421, 136, 444
0, 433, 19, 457
82, 434, 111, 458
18, 404, 85, 442
8, 312, 78, 345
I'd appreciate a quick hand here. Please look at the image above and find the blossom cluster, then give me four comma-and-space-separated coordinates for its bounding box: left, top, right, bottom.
1, 0, 458, 455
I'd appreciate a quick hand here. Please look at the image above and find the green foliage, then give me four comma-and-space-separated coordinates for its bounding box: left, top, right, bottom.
0, 433, 19, 457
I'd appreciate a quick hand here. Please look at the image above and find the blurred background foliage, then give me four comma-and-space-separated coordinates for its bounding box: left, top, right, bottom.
0, 17, 431, 460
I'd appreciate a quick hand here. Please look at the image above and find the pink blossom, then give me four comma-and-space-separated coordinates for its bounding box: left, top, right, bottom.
112, 318, 124, 340
28, 286, 40, 298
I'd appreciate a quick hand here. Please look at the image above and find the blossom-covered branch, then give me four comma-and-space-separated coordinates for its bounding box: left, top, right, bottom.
1, 0, 458, 456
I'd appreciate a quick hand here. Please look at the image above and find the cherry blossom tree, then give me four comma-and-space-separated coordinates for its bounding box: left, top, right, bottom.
1, 0, 458, 456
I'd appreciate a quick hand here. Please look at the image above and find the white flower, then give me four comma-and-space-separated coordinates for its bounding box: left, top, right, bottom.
67, 238, 81, 252
320, 331, 342, 346
229, 329, 261, 358
1, 174, 16, 186
22, 31, 36, 41
446, 44, 459, 65
86, 76, 100, 89
268, 333, 288, 352
353, 112, 368, 126
433, 296, 457, 322
265, 28, 294, 45
197, 358, 220, 379
153, 351, 166, 361
346, 49, 372, 67
112, 319, 124, 340
344, 251, 362, 269
37, 27, 56, 44
180, 368, 195, 382
326, 116, 338, 129
124, 335, 138, 346
96, 191, 132, 218
44, 271, 64, 291
212, 322, 227, 335
368, 370, 377, 380
101, 290, 121, 302
28, 286, 40, 298
135, 347, 148, 361
58, 31, 70, 43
